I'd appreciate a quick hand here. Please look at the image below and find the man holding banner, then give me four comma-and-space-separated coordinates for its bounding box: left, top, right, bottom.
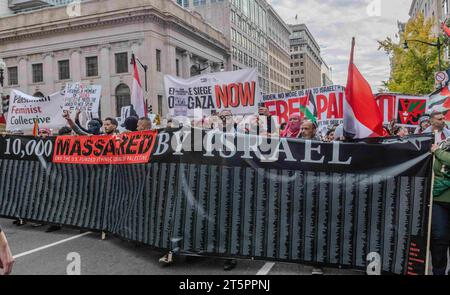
431, 141, 450, 275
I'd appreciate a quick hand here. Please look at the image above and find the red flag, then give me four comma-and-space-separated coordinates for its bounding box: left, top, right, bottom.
344, 38, 383, 139
33, 121, 39, 137
442, 21, 450, 38
131, 54, 147, 118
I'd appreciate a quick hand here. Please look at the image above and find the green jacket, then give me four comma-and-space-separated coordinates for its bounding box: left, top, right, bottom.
433, 149, 450, 203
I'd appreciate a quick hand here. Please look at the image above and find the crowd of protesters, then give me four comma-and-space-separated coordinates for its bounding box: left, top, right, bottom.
1, 105, 450, 276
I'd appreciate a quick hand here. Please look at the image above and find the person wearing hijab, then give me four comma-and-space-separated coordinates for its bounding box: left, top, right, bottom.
280, 114, 302, 138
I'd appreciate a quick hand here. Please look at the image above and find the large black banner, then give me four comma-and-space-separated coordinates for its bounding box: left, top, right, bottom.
0, 129, 433, 274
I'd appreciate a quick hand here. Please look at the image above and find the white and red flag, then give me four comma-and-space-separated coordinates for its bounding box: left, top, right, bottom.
344, 38, 383, 139
131, 54, 147, 118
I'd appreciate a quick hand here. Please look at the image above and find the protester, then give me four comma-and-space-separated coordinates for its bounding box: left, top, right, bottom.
280, 114, 302, 138
58, 126, 73, 136
430, 140, 450, 275
300, 120, 320, 140
326, 129, 335, 142
279, 122, 287, 134
38, 127, 52, 139
137, 117, 153, 131
0, 226, 14, 275
258, 103, 277, 136
103, 117, 119, 135
218, 110, 237, 133
63, 111, 102, 136
122, 116, 139, 132
423, 110, 450, 144
414, 115, 431, 135
393, 126, 409, 138
75, 110, 102, 135
166, 119, 174, 129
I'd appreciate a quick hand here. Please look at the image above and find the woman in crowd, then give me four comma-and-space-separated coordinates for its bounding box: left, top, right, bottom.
280, 113, 302, 138
430, 139, 450, 275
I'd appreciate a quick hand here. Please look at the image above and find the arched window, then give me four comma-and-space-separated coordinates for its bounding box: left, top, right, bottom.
33, 92, 45, 98
115, 83, 130, 117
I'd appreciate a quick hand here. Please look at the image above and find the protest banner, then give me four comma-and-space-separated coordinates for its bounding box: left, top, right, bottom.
6, 89, 66, 132
395, 95, 428, 127
64, 83, 102, 113
53, 131, 157, 165
0, 129, 433, 275
164, 68, 260, 117
262, 85, 345, 128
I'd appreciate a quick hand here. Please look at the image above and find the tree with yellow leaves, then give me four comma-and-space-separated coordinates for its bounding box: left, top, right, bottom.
378, 13, 448, 95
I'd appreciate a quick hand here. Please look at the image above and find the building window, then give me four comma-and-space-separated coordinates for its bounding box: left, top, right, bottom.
176, 59, 180, 76
7, 67, 18, 86
32, 64, 43, 83
86, 56, 98, 77
33, 92, 45, 98
58, 60, 70, 80
156, 49, 161, 72
115, 83, 131, 117
115, 53, 128, 74
158, 95, 163, 115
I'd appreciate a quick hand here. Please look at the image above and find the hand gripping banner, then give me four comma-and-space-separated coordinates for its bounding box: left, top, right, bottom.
0, 130, 433, 275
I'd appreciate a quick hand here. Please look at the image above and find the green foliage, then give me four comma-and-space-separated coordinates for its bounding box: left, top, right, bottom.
378, 13, 449, 95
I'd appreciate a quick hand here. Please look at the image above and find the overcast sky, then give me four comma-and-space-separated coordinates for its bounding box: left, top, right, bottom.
268, 0, 413, 90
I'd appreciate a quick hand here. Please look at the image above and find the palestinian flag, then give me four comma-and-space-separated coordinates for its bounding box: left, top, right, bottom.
428, 86, 450, 120
300, 90, 317, 122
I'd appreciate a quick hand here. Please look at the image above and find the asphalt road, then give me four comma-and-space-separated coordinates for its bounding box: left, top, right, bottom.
0, 217, 364, 275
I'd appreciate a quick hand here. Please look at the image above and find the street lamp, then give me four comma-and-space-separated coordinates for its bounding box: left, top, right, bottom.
403, 38, 443, 71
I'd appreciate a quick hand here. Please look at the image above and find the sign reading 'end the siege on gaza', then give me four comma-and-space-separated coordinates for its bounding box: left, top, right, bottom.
164, 68, 260, 117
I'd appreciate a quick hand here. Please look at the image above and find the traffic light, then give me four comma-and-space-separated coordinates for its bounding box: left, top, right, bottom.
148, 104, 153, 114
1, 95, 9, 114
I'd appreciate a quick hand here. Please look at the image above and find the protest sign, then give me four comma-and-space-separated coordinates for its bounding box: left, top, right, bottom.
6, 89, 66, 132
375, 93, 396, 125
262, 85, 345, 127
164, 68, 260, 117
395, 95, 428, 127
64, 83, 101, 113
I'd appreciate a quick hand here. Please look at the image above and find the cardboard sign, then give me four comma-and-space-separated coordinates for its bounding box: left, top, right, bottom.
64, 83, 101, 113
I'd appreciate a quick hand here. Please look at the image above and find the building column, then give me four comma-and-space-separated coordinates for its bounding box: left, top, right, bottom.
70, 49, 82, 83
99, 45, 111, 117
43, 53, 54, 94
18, 56, 28, 94
182, 51, 191, 78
